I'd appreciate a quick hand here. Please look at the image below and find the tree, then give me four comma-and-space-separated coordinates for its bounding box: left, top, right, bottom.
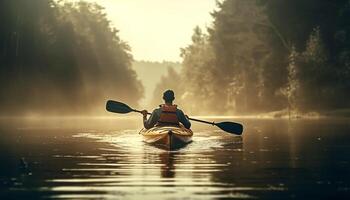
281, 46, 300, 116
0, 0, 143, 115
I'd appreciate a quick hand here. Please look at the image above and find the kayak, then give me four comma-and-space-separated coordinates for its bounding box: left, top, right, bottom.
139, 125, 193, 150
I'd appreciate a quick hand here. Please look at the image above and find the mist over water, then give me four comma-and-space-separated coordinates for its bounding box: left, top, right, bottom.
1, 1, 350, 199
0, 117, 349, 199
0, 1, 143, 116
1, 1, 350, 117
131, 61, 181, 107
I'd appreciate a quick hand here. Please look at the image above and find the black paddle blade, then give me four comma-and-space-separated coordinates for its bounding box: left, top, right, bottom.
106, 100, 133, 114
216, 121, 243, 135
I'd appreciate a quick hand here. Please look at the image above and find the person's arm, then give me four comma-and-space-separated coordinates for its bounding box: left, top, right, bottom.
142, 109, 160, 129
177, 110, 191, 129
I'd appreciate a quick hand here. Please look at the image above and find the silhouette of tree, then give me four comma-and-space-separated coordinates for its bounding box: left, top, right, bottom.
0, 0, 143, 115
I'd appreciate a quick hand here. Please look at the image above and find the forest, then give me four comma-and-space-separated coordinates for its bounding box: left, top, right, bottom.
1, 0, 350, 116
155, 0, 350, 116
132, 61, 181, 107
0, 0, 143, 115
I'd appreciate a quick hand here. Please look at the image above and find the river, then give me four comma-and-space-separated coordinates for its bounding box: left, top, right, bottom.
0, 117, 349, 199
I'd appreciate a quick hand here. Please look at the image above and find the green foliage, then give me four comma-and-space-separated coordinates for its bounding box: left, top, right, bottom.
180, 26, 218, 114
154, 1, 285, 114
0, 0, 143, 115
154, 0, 350, 115
297, 27, 346, 111
281, 46, 300, 114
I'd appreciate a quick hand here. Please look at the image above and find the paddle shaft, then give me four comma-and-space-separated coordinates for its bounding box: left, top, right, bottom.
132, 109, 151, 115
106, 100, 243, 135
133, 108, 215, 125
188, 117, 215, 125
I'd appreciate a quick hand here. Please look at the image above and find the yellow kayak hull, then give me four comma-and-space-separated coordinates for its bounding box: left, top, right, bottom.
139, 125, 193, 150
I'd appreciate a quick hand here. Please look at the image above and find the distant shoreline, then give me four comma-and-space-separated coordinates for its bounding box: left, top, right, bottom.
259, 108, 350, 119
0, 110, 350, 120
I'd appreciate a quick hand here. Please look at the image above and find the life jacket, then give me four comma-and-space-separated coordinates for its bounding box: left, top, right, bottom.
157, 104, 180, 126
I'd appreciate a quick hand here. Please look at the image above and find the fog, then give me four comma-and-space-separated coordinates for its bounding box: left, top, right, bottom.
1, 0, 350, 117
0, 1, 143, 116
151, 1, 350, 117
132, 61, 181, 107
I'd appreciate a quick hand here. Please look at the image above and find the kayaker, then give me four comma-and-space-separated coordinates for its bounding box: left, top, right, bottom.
141, 90, 191, 129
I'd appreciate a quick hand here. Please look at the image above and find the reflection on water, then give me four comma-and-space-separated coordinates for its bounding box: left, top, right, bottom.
0, 118, 349, 199
48, 131, 243, 199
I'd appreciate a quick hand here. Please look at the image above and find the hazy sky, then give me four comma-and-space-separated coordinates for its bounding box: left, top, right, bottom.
81, 0, 217, 61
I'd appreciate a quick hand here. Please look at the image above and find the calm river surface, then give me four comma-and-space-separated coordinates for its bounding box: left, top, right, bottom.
0, 117, 349, 199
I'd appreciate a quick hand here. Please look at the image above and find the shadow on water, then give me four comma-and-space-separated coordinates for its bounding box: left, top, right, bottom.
0, 117, 350, 199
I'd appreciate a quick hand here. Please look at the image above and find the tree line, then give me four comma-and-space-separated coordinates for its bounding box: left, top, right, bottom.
153, 0, 350, 116
0, 0, 143, 115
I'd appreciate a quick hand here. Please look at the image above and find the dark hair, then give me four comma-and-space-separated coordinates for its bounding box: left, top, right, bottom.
163, 90, 175, 102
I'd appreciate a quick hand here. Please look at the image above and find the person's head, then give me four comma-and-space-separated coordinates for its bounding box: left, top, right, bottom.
163, 90, 175, 104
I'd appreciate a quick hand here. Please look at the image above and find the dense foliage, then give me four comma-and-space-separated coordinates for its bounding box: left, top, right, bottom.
0, 0, 143, 115
156, 0, 350, 115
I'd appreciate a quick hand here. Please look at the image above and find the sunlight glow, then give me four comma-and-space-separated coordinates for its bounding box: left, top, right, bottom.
78, 0, 217, 61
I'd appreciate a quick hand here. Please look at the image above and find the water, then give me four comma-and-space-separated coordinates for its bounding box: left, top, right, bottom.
0, 117, 349, 199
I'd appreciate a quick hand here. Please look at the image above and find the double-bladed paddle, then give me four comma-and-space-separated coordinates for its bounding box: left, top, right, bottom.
106, 100, 243, 135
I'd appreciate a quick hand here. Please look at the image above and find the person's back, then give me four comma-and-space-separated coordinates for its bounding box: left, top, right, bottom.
141, 90, 191, 129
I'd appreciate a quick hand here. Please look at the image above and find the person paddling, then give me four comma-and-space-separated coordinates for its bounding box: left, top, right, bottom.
141, 90, 191, 129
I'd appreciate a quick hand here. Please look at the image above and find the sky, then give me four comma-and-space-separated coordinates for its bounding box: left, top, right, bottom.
81, 0, 217, 62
